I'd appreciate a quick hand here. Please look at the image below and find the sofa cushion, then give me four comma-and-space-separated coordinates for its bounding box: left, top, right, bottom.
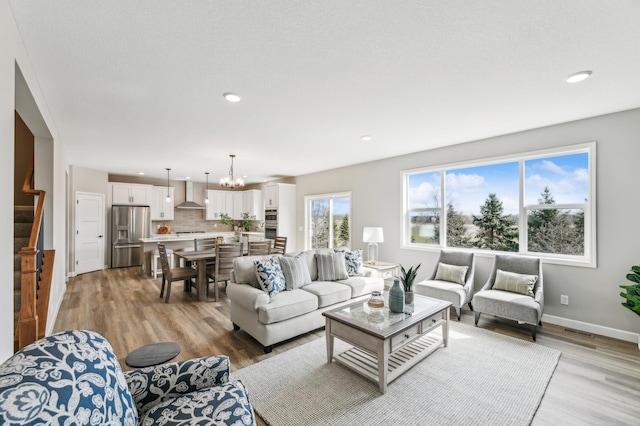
234, 254, 280, 289
316, 252, 349, 281
473, 289, 541, 324
285, 249, 318, 280
139, 381, 255, 425
337, 276, 384, 298
258, 289, 319, 324
280, 255, 312, 290
492, 269, 538, 297
255, 257, 286, 296
415, 279, 468, 307
434, 262, 469, 285
301, 281, 352, 308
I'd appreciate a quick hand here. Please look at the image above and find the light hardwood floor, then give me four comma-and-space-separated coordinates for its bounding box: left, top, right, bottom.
54, 268, 640, 425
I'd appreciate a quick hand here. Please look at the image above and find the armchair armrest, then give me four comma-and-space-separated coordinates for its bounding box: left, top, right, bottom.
124, 355, 230, 414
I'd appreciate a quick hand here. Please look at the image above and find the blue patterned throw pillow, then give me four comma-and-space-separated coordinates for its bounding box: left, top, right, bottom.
339, 249, 364, 276
255, 257, 286, 296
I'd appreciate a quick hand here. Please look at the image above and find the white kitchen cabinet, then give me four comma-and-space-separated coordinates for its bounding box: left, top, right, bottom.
205, 189, 264, 221
263, 183, 296, 249
151, 186, 174, 221
205, 190, 230, 220
110, 183, 153, 205
232, 192, 244, 220
264, 185, 279, 208
243, 190, 263, 220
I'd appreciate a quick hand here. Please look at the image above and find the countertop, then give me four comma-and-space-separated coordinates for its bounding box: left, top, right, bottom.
140, 231, 265, 243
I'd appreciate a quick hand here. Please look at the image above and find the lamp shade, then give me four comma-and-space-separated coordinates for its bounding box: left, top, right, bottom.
363, 227, 384, 243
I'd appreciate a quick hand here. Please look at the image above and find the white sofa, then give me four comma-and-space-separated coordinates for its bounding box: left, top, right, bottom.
227, 248, 384, 352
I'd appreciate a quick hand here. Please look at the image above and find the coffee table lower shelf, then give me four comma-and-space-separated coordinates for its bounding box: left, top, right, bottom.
333, 333, 444, 388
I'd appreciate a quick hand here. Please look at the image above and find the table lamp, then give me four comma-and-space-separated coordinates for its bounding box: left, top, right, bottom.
363, 227, 384, 264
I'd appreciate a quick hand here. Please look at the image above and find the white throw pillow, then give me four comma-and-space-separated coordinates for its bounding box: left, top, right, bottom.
434, 262, 468, 285
492, 269, 538, 297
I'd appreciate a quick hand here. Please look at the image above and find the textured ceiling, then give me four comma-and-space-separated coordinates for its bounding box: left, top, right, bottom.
9, 1, 640, 183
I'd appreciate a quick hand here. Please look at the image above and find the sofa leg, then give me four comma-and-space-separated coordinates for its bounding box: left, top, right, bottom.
531, 325, 537, 341
263, 345, 273, 354
454, 306, 461, 321
232, 323, 240, 331
474, 312, 481, 326
468, 301, 474, 311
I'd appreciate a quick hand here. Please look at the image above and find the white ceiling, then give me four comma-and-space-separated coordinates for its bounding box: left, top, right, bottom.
9, 1, 640, 183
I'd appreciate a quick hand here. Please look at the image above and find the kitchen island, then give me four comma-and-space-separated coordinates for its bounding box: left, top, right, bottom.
139, 231, 266, 277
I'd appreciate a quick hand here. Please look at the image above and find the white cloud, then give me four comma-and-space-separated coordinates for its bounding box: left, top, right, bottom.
408, 181, 439, 208
538, 160, 569, 176
447, 173, 485, 191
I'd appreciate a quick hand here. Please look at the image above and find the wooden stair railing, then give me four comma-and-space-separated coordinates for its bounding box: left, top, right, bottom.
15, 160, 54, 351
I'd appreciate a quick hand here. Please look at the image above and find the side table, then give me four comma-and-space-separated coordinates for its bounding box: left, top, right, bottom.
125, 342, 181, 368
362, 261, 400, 284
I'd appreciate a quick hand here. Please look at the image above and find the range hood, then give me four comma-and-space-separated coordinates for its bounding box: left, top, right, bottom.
176, 181, 205, 209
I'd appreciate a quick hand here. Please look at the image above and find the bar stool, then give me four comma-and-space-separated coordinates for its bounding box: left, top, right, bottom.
152, 247, 174, 278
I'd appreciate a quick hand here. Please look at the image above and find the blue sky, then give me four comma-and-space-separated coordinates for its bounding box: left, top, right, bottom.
408, 153, 588, 215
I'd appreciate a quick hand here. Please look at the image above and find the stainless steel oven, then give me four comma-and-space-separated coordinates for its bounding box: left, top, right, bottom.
264, 209, 278, 239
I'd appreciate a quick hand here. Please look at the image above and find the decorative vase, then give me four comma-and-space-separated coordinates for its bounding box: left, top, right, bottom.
405, 291, 414, 305
389, 279, 405, 313
367, 291, 384, 310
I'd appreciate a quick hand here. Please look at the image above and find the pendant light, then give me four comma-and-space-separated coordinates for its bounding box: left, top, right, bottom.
165, 168, 171, 202
205, 172, 210, 204
219, 154, 245, 189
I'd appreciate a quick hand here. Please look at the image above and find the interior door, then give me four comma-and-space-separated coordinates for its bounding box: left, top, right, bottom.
75, 192, 105, 275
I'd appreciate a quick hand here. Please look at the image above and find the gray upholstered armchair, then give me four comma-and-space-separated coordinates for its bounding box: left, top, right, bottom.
0, 330, 256, 425
414, 250, 475, 320
472, 254, 544, 341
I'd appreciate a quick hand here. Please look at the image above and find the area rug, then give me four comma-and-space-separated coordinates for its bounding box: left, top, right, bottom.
233, 321, 560, 426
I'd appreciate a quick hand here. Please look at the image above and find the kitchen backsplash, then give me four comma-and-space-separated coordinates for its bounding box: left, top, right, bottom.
152, 209, 234, 233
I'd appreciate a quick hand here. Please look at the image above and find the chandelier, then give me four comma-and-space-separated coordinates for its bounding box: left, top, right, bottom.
219, 154, 245, 189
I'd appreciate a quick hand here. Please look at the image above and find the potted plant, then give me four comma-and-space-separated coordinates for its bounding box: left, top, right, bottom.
619, 263, 640, 349
241, 212, 255, 232
400, 263, 421, 304
219, 213, 235, 229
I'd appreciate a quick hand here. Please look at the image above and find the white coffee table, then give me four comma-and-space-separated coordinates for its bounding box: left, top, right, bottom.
323, 294, 451, 393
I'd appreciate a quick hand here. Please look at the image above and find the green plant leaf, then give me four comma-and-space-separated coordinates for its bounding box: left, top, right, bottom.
626, 273, 640, 283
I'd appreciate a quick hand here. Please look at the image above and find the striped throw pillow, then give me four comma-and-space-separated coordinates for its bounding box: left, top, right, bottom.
434, 262, 469, 285
315, 252, 349, 281
492, 269, 538, 297
280, 255, 312, 290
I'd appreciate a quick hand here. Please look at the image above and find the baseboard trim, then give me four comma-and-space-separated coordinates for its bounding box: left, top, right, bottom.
542, 314, 639, 343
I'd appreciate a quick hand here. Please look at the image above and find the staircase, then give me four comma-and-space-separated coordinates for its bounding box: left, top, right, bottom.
14, 208, 33, 334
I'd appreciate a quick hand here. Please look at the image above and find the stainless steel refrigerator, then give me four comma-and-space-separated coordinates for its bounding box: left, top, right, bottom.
111, 205, 150, 268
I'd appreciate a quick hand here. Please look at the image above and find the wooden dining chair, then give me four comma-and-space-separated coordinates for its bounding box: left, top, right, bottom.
158, 243, 198, 303
206, 242, 243, 301
270, 236, 287, 255
248, 240, 271, 256
195, 237, 217, 272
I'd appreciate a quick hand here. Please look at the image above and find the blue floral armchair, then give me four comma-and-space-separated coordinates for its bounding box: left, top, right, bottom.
0, 330, 256, 425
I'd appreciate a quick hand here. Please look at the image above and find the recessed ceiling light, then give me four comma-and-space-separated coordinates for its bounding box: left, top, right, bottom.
138, 172, 145, 175
566, 71, 592, 83
361, 135, 372, 141
185, 176, 191, 180
223, 92, 241, 102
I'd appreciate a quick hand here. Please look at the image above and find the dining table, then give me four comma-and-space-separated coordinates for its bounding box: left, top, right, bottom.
175, 250, 216, 301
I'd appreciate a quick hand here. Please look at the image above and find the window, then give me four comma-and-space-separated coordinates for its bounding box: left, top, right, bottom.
402, 143, 595, 267
305, 192, 351, 249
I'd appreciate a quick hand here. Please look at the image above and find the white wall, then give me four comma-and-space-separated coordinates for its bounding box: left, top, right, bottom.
295, 108, 640, 341
0, 0, 18, 361
1, 0, 69, 360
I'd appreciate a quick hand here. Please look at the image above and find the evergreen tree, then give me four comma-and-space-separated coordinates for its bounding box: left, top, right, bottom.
446, 202, 471, 247
529, 187, 558, 230
338, 214, 350, 247
472, 193, 518, 251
